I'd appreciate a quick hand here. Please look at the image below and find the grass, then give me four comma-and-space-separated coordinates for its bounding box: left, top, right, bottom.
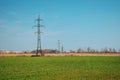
0, 56, 120, 80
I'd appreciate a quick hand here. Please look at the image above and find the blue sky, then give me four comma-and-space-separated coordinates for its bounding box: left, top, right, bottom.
0, 0, 120, 51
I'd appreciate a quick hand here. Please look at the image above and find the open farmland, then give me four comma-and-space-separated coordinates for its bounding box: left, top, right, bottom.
0, 56, 120, 80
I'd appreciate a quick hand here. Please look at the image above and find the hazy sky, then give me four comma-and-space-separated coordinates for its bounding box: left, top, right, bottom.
0, 0, 120, 51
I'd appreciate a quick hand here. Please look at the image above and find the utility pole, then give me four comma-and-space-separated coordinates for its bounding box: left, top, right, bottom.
35, 15, 44, 56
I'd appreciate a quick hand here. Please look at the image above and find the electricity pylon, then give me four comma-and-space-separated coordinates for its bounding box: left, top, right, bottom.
58, 40, 60, 53
34, 15, 44, 56
61, 44, 64, 53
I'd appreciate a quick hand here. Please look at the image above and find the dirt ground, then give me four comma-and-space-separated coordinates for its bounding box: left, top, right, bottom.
0, 53, 120, 57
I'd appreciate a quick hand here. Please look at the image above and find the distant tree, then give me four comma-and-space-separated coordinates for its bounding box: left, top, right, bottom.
87, 47, 93, 53
112, 48, 116, 53
107, 48, 116, 53
77, 48, 82, 53
50, 49, 58, 53
86, 47, 96, 53
119, 49, 120, 53
87, 47, 90, 52
109, 48, 112, 53
42, 49, 58, 53
91, 49, 96, 53
69, 50, 75, 53
101, 48, 109, 53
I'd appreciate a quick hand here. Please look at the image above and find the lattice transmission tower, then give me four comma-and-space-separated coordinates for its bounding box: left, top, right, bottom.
58, 40, 60, 53
34, 15, 44, 56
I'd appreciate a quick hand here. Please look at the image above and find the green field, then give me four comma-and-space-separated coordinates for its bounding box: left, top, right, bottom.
0, 56, 120, 80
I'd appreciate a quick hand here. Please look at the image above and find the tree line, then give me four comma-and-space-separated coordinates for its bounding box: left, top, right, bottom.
0, 47, 120, 54
31, 47, 120, 53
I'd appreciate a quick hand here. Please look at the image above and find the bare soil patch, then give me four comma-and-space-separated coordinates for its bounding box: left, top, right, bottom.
0, 53, 120, 57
